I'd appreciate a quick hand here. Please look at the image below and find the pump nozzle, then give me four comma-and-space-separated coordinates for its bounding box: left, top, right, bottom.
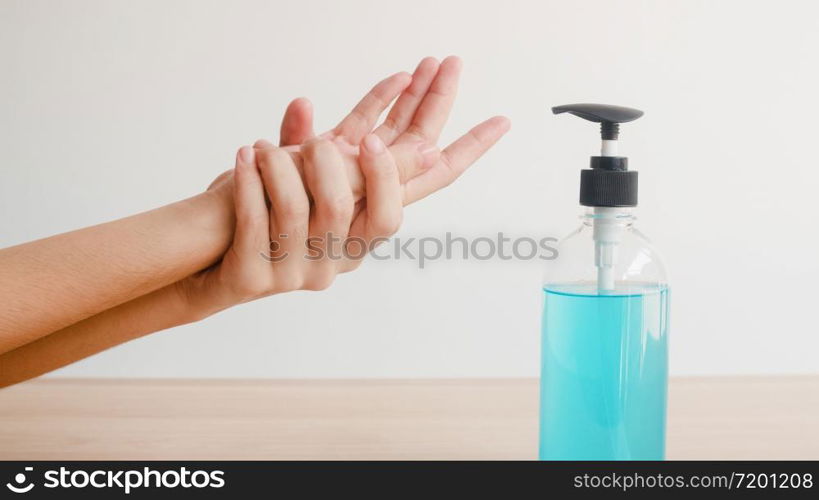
552, 103, 643, 206
552, 103, 645, 293
552, 103, 643, 141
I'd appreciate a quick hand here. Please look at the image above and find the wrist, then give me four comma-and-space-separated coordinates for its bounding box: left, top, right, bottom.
178, 183, 236, 268
173, 268, 241, 324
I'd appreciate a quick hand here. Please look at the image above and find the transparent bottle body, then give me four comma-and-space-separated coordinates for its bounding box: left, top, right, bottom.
539, 208, 669, 460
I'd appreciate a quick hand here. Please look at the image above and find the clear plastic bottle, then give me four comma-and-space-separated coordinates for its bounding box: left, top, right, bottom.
539, 104, 670, 460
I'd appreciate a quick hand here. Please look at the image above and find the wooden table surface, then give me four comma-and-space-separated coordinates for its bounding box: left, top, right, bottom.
0, 376, 817, 460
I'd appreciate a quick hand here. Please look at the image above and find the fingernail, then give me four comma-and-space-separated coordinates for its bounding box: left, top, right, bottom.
418, 143, 439, 169
363, 134, 385, 154
239, 146, 255, 164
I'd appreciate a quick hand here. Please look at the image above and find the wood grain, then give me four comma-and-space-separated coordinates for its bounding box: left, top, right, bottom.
0, 376, 816, 460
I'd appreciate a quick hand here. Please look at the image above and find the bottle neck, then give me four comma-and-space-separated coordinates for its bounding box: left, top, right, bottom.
582, 207, 635, 292
581, 206, 635, 227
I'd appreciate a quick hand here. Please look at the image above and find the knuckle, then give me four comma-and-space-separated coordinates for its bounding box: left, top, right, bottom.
233, 275, 271, 300
338, 259, 363, 274
348, 108, 368, 127
238, 212, 267, 234
303, 272, 335, 291
253, 138, 273, 149
276, 197, 310, 221
261, 147, 290, 170
280, 223, 309, 244
274, 274, 304, 293
367, 84, 390, 107
372, 211, 403, 237
438, 150, 459, 185
404, 123, 427, 141
320, 193, 354, 221
255, 148, 277, 169
387, 213, 404, 235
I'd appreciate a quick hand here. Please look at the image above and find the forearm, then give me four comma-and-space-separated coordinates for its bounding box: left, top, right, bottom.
0, 281, 203, 388
0, 189, 234, 354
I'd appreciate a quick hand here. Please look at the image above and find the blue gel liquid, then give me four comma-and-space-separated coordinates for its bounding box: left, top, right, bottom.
539, 284, 669, 460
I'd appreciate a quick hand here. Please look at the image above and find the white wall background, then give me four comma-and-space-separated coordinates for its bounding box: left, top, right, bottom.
1, 0, 818, 378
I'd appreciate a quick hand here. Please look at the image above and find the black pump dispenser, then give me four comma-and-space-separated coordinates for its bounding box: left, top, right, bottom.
552, 103, 644, 207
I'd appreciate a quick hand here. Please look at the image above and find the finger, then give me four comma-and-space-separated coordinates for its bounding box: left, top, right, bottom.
254, 138, 275, 149
395, 55, 462, 145
301, 139, 354, 287
374, 57, 440, 145
333, 72, 411, 144
205, 147, 271, 305
327, 142, 437, 202
350, 134, 403, 244
383, 141, 439, 192
232, 146, 269, 256
279, 97, 315, 146
256, 146, 310, 271
403, 116, 511, 204
264, 141, 437, 203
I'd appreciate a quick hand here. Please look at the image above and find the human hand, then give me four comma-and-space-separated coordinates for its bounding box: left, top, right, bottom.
181, 57, 510, 317
187, 135, 406, 311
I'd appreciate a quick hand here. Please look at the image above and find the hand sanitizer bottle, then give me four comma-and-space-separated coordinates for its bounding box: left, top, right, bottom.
539, 104, 669, 460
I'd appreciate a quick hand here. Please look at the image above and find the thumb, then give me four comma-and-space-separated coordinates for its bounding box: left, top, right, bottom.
279, 97, 315, 146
